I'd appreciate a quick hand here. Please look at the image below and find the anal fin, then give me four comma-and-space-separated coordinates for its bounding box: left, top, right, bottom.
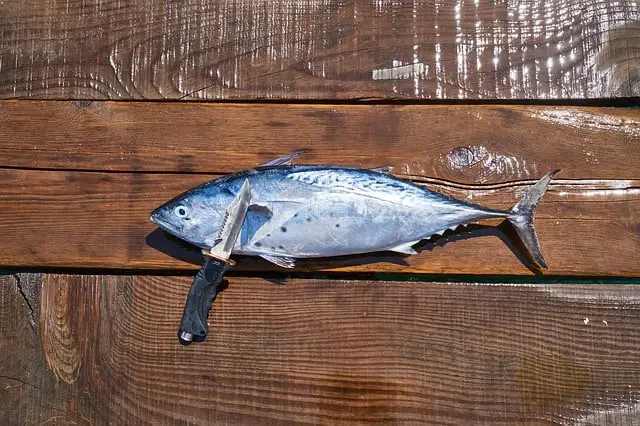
388, 241, 420, 255
260, 254, 296, 268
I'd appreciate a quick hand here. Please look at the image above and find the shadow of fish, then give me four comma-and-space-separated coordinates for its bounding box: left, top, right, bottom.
150, 152, 559, 269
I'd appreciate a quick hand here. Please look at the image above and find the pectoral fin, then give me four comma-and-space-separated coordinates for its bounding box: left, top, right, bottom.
260, 254, 296, 268
240, 205, 273, 246
249, 201, 305, 242
260, 151, 305, 167
388, 241, 420, 255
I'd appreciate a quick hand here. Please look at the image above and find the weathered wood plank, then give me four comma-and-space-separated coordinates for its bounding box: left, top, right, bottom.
0, 102, 639, 183
35, 274, 640, 424
0, 274, 83, 425
0, 0, 638, 100
0, 167, 637, 275
1, 102, 637, 275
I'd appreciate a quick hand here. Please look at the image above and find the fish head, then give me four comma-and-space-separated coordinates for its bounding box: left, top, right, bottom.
150, 183, 235, 249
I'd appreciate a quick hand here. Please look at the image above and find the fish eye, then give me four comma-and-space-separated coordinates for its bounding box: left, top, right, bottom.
174, 205, 189, 218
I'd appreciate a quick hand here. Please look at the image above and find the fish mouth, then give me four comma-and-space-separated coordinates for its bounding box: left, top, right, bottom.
149, 209, 162, 227
149, 212, 205, 251
149, 210, 177, 235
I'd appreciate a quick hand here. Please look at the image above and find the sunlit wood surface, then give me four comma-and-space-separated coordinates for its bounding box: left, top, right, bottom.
0, 0, 638, 99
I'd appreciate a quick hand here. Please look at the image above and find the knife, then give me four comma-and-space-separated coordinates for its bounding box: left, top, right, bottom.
178, 179, 251, 344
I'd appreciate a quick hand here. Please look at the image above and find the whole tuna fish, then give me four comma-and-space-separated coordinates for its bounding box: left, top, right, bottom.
150, 153, 559, 268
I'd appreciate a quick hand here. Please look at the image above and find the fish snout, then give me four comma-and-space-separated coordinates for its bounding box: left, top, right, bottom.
149, 208, 163, 225
149, 207, 182, 236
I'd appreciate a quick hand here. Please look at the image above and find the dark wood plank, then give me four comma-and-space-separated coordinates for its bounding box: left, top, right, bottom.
35, 274, 640, 424
0, 167, 638, 276
0, 274, 84, 425
0, 0, 638, 100
1, 101, 640, 183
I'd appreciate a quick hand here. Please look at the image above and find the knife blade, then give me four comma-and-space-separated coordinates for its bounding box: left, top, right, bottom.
208, 179, 251, 259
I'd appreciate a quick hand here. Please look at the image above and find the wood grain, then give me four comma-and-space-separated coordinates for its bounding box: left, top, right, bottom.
0, 0, 638, 100
35, 274, 640, 424
0, 274, 84, 425
0, 167, 638, 276
1, 101, 639, 183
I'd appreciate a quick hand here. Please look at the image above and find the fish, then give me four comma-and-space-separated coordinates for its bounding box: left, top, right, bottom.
150, 152, 559, 269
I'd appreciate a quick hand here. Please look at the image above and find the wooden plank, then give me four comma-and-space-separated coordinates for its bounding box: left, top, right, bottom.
0, 274, 82, 424
0, 0, 638, 100
1, 101, 639, 183
0, 167, 638, 276
0, 102, 638, 275
34, 274, 640, 424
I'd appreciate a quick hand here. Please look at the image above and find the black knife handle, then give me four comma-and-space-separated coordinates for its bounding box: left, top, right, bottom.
178, 256, 230, 344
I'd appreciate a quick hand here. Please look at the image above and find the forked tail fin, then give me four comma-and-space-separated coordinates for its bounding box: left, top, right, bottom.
507, 170, 560, 268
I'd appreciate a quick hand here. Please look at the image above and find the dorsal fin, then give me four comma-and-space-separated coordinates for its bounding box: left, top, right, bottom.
370, 166, 393, 174
260, 151, 305, 167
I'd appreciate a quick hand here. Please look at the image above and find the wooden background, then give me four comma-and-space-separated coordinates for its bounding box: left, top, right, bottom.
1, 0, 639, 100
5, 274, 640, 425
1, 0, 640, 423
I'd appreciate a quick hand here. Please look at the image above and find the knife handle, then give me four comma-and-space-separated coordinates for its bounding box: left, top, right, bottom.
178, 256, 230, 344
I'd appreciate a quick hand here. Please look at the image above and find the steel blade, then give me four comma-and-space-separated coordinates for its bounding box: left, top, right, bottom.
208, 179, 251, 260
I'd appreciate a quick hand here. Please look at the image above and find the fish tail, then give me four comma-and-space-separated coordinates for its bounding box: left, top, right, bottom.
506, 170, 560, 268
